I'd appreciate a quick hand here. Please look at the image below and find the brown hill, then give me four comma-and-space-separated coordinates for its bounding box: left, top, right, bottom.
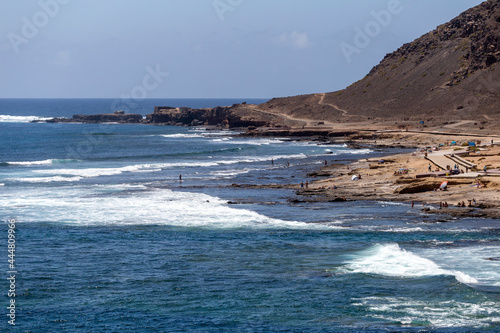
260, 0, 500, 127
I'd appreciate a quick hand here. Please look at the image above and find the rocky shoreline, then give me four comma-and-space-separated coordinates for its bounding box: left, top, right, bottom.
41, 113, 143, 124
39, 104, 500, 220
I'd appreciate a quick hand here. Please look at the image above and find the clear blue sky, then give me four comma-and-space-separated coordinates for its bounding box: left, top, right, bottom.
0, 0, 484, 99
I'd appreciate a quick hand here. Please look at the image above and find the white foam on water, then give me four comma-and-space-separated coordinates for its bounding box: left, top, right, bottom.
212, 138, 286, 146
319, 148, 373, 156
210, 169, 250, 177
5, 159, 78, 166
160, 133, 204, 138
417, 245, 500, 287
32, 165, 151, 178
195, 129, 241, 137
346, 148, 372, 155
6, 154, 309, 183
10, 176, 84, 183
343, 243, 478, 285
6, 159, 54, 166
2, 186, 330, 230
211, 138, 231, 142
353, 296, 500, 328
379, 227, 425, 233
0, 115, 53, 123
377, 201, 406, 206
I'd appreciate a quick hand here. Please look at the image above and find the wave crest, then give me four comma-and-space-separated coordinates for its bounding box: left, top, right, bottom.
0, 115, 52, 123
343, 243, 478, 285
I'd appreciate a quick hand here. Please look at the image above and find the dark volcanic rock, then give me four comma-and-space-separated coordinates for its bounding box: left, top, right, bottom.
146, 104, 275, 128
46, 113, 143, 123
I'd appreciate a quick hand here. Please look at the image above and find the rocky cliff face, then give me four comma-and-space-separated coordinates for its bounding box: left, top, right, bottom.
260, 0, 500, 124
147, 106, 233, 126
146, 104, 281, 128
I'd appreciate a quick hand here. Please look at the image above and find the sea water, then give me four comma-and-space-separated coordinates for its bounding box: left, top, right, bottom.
0, 99, 499, 332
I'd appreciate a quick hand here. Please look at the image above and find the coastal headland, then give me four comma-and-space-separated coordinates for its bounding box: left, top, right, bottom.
42, 0, 500, 217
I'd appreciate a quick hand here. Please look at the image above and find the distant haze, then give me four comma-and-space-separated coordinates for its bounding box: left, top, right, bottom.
1, 0, 484, 99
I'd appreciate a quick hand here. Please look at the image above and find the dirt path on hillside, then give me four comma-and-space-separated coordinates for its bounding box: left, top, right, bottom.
316, 93, 349, 116
245, 93, 350, 127
248, 104, 337, 128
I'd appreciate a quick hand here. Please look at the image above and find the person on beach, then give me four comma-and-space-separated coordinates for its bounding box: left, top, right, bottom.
179, 174, 182, 182
300, 181, 304, 188
428, 164, 432, 172
271, 158, 274, 165
484, 166, 487, 173
305, 181, 309, 189
325, 160, 328, 166
412, 201, 414, 208
287, 161, 290, 167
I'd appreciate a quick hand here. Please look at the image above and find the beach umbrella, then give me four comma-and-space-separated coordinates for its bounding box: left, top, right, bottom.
351, 175, 359, 181
439, 181, 448, 190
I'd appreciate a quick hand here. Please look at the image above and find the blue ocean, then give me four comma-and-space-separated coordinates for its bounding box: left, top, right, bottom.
1, 99, 499, 332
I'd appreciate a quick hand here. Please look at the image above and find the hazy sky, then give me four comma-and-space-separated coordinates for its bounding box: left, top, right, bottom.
1, 0, 484, 99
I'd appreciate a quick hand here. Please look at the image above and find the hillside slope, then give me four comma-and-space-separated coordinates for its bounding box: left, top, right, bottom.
260, 0, 500, 125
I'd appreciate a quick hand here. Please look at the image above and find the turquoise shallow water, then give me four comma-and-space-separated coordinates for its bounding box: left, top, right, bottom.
1, 99, 499, 332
